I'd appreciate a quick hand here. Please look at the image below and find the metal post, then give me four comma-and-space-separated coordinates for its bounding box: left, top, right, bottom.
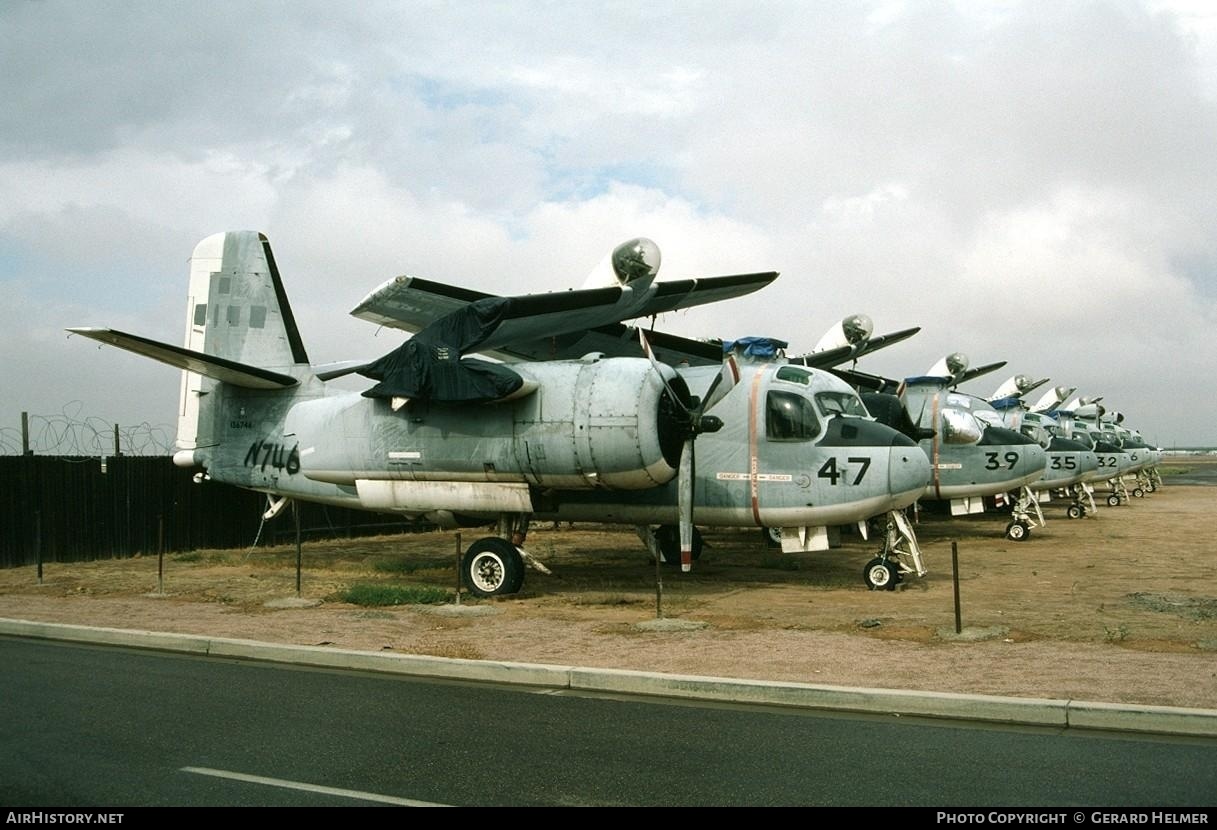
454, 532, 462, 605
113, 424, 121, 457
157, 514, 164, 595
294, 501, 302, 596
35, 511, 43, 585
21, 412, 30, 456
952, 541, 962, 634
654, 544, 663, 619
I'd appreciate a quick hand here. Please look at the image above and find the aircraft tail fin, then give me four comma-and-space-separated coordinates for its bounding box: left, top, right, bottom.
175, 231, 311, 452
70, 231, 311, 455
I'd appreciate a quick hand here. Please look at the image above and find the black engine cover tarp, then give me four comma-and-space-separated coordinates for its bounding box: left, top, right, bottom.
358, 297, 524, 403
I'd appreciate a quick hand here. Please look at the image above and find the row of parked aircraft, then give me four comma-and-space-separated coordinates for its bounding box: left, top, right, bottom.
69, 232, 1163, 597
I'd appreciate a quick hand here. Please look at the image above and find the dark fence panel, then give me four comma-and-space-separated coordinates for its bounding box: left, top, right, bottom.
0, 456, 431, 568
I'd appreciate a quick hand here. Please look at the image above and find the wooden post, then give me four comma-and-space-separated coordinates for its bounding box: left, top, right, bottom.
113, 424, 121, 457
21, 412, 30, 456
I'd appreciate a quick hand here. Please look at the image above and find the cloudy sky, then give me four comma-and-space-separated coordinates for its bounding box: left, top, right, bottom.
2, 0, 1215, 453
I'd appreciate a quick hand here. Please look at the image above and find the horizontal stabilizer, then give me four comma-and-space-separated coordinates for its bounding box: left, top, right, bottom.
67, 327, 298, 389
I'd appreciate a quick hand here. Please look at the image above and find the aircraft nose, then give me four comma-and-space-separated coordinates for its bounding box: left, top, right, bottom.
818, 417, 930, 500
889, 442, 932, 497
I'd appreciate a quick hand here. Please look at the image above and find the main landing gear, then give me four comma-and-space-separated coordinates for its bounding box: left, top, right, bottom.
1005, 519, 1032, 541
461, 514, 552, 598
863, 509, 926, 591
1003, 486, 1043, 542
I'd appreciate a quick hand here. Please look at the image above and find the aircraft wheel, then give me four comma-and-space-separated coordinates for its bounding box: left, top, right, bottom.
463, 537, 525, 598
1005, 520, 1031, 542
761, 527, 782, 548
1146, 482, 1156, 493
1133, 487, 1145, 498
1107, 494, 1121, 507
1066, 504, 1083, 520
863, 557, 898, 591
655, 525, 703, 566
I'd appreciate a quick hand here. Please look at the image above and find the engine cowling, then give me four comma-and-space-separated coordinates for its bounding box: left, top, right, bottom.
289, 356, 689, 490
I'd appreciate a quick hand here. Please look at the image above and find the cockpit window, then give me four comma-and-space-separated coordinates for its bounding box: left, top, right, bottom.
766, 390, 820, 441
1020, 424, 1050, 448
974, 409, 1004, 429
815, 391, 868, 418
941, 408, 982, 444
775, 366, 811, 385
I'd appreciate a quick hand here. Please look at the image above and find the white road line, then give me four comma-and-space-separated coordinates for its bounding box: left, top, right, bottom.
181, 766, 451, 806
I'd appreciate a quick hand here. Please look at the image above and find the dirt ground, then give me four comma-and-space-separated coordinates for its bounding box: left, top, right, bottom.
2, 457, 1215, 709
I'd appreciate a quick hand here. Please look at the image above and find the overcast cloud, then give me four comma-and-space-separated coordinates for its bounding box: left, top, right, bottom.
2, 0, 1215, 452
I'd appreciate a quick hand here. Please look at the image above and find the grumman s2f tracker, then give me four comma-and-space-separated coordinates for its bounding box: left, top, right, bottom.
70, 231, 932, 596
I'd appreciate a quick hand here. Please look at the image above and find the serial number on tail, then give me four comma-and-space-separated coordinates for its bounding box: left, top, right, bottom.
244, 439, 300, 474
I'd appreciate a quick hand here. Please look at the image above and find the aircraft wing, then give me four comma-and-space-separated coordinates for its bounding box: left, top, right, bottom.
481, 323, 726, 366
789, 326, 921, 369
350, 271, 778, 355
827, 366, 899, 393
960, 360, 1008, 385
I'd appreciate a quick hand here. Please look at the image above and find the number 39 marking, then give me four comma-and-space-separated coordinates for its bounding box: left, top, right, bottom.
985, 451, 1018, 470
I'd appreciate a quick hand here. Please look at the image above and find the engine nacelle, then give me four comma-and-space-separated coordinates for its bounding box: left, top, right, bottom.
289, 356, 688, 491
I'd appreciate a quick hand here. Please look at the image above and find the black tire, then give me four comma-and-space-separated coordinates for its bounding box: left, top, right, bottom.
1066, 504, 1083, 519
863, 557, 897, 591
1005, 520, 1030, 542
463, 537, 525, 597
655, 525, 703, 566
1107, 494, 1121, 507
761, 527, 782, 548
1133, 488, 1145, 498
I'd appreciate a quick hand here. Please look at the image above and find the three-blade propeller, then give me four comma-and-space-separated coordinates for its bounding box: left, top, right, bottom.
639, 330, 736, 571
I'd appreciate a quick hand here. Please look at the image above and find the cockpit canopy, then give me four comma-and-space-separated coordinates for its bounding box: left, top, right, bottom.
764, 364, 872, 441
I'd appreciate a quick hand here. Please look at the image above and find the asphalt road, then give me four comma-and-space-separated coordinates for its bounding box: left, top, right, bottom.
1, 637, 1215, 808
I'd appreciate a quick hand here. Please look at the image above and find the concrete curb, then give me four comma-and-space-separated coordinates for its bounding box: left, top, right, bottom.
3, 617, 1216, 737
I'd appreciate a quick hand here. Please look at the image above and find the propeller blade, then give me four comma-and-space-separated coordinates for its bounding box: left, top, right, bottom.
699, 353, 741, 414
639, 328, 693, 417
678, 436, 694, 572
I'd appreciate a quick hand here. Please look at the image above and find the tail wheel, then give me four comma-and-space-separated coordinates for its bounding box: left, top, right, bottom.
1133, 488, 1145, 498
863, 557, 898, 591
1107, 494, 1121, 507
463, 537, 525, 597
1066, 504, 1083, 519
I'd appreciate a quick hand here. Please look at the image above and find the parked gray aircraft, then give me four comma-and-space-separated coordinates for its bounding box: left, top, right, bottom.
69, 231, 932, 596
1058, 397, 1160, 505
833, 354, 1049, 541
987, 375, 1099, 520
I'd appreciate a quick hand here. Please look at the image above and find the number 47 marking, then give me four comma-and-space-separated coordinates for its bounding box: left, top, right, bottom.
817, 456, 872, 485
